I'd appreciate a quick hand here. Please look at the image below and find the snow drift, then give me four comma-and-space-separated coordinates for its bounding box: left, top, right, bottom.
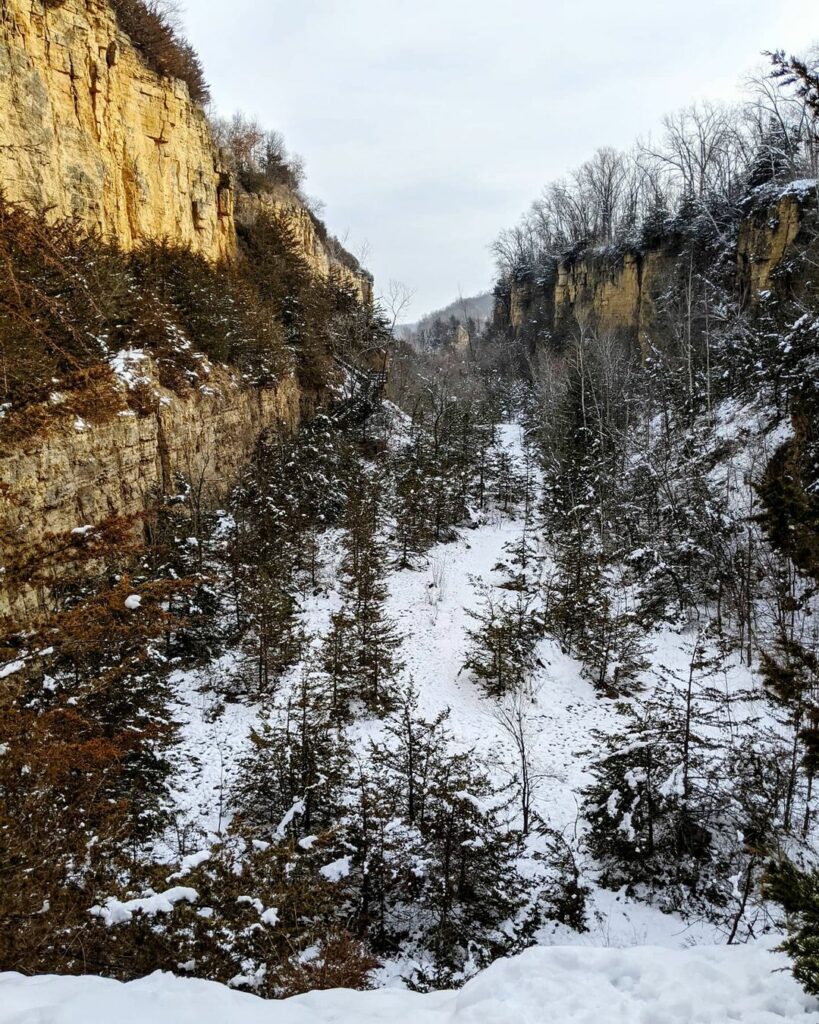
2, 942, 817, 1024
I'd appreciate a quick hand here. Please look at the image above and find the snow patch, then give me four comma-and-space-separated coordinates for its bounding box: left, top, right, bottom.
89, 887, 198, 927
2, 942, 816, 1022
0, 659, 25, 680
319, 856, 351, 882
168, 851, 211, 881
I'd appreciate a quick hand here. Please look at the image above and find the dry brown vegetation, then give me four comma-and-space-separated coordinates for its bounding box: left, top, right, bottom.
0, 572, 186, 974
0, 190, 379, 442
0, 197, 302, 440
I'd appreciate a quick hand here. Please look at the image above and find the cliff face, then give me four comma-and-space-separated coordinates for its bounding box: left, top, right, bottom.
0, 361, 301, 625
0, 0, 235, 260
0, 0, 373, 297
737, 186, 816, 300
552, 248, 675, 343
501, 247, 677, 350
0, 0, 376, 629
498, 188, 816, 347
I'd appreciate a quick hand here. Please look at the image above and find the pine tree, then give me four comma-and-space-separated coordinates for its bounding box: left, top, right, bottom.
463, 586, 541, 698
238, 540, 306, 694
341, 758, 425, 953
0, 575, 183, 972
495, 527, 542, 594
583, 640, 736, 909
232, 664, 350, 839
113, 832, 368, 999
228, 416, 357, 693
416, 750, 531, 983
761, 631, 819, 833
492, 447, 523, 516
391, 447, 434, 566
544, 516, 647, 695
336, 466, 403, 711
765, 859, 819, 997
373, 680, 451, 827
320, 609, 359, 720
141, 478, 226, 660
542, 501, 607, 653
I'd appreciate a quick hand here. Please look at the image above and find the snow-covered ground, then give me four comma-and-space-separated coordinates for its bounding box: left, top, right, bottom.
2, 941, 816, 1023
164, 419, 766, 953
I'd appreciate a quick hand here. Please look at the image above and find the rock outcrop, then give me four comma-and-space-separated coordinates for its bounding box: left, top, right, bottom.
497, 247, 679, 351
0, 0, 373, 297
552, 248, 675, 344
0, 360, 301, 625
737, 182, 818, 300
0, 0, 377, 628
236, 188, 373, 304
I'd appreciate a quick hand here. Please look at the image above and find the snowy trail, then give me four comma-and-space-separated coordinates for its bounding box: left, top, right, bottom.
381, 421, 724, 949
383, 422, 610, 835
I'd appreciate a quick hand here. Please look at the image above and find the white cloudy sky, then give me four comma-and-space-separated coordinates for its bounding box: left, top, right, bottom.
180, 0, 819, 320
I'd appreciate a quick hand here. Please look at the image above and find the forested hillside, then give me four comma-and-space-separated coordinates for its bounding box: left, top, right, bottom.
2, 5, 819, 1020
398, 292, 494, 351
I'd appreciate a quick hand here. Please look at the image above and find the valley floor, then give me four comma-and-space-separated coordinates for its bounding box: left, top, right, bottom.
167, 419, 774, 976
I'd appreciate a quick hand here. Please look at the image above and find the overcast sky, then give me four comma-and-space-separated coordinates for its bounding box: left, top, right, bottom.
180, 1, 818, 321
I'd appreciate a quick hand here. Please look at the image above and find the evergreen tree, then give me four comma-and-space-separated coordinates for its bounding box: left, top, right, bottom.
415, 750, 532, 983
344, 691, 537, 984
239, 545, 306, 694
232, 664, 350, 839
0, 575, 183, 971
227, 413, 360, 692
373, 680, 451, 828
391, 444, 434, 566
492, 446, 523, 516
463, 586, 541, 698
493, 441, 543, 595
320, 609, 359, 720
583, 639, 739, 910
761, 631, 819, 833
140, 478, 226, 660
766, 857, 819, 997
335, 466, 403, 711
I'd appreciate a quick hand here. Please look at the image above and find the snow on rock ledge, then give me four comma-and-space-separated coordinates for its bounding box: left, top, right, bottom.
1, 942, 817, 1024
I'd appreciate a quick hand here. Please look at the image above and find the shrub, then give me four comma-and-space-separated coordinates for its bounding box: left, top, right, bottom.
766, 860, 819, 997
0, 195, 130, 409
237, 209, 336, 393
210, 114, 305, 194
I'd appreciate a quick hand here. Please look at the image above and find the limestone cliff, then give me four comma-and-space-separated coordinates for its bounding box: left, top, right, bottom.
498, 247, 678, 351
0, 0, 372, 296
0, 0, 234, 259
737, 182, 818, 300
0, 0, 376, 628
496, 186, 817, 347
552, 248, 675, 344
0, 360, 300, 625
